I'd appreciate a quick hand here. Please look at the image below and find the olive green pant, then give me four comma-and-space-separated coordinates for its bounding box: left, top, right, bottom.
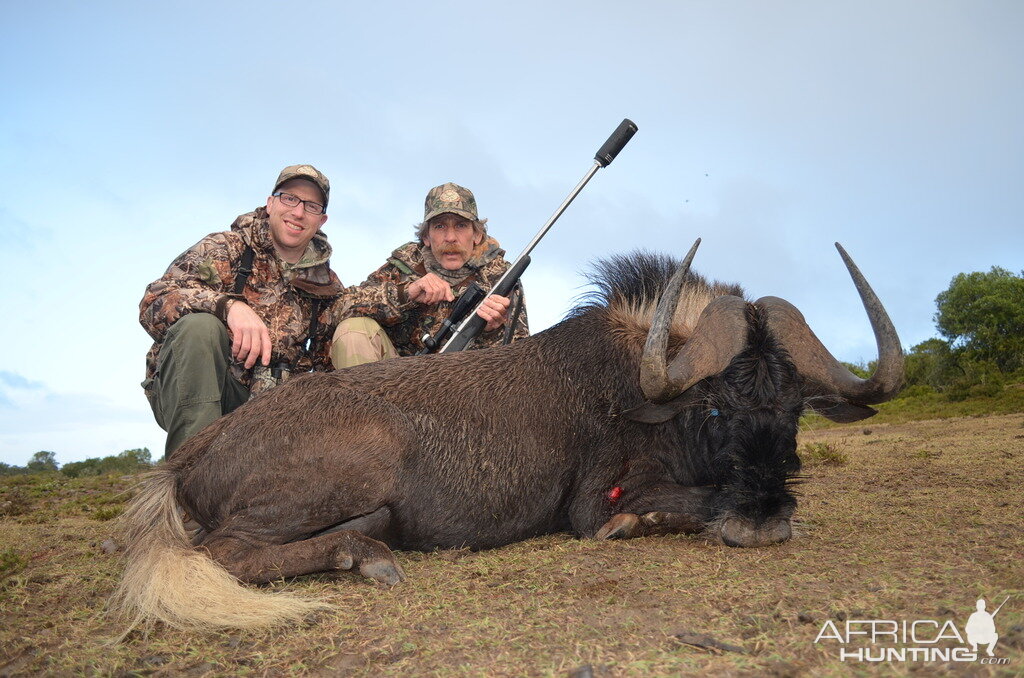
330, 317, 400, 368
143, 313, 249, 458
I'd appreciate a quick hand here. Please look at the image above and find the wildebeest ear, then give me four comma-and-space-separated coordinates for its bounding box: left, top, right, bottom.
810, 401, 878, 423
623, 391, 702, 424
623, 402, 682, 424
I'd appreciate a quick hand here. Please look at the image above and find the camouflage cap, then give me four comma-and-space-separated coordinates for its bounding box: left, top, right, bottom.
273, 165, 330, 209
424, 182, 480, 223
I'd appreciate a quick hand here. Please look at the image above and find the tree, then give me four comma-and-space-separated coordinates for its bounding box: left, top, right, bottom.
935, 267, 1024, 373
61, 447, 154, 478
903, 338, 958, 390
118, 448, 152, 466
0, 462, 28, 476
26, 451, 59, 473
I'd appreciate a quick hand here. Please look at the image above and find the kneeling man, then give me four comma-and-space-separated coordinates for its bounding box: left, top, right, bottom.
333, 182, 528, 366
140, 165, 343, 456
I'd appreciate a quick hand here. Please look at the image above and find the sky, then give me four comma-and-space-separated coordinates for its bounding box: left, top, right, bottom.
1, 1, 1021, 466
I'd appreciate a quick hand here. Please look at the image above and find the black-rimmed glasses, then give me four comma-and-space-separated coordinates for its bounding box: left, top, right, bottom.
273, 191, 325, 215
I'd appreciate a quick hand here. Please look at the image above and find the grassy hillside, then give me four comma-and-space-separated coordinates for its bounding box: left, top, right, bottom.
802, 382, 1024, 429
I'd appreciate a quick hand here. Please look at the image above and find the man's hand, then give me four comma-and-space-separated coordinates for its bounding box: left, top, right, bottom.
476, 294, 510, 332
226, 301, 272, 369
406, 273, 454, 305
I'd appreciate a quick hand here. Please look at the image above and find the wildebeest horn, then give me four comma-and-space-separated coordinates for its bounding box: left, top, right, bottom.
664, 295, 750, 396
640, 240, 750, 402
639, 239, 701, 401
755, 243, 904, 404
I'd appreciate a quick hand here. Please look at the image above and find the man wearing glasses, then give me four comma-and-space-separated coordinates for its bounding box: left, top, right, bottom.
140, 165, 343, 456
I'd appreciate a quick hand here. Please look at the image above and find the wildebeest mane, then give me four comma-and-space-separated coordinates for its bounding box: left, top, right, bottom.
569, 251, 745, 346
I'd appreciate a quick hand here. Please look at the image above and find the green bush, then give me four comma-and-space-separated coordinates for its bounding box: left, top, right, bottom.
0, 462, 29, 477
944, 360, 1004, 402
92, 506, 123, 521
968, 382, 1004, 398
61, 448, 152, 478
902, 338, 960, 392
899, 384, 936, 399
800, 442, 848, 466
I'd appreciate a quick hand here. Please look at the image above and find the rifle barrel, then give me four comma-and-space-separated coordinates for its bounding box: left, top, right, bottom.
439, 119, 637, 353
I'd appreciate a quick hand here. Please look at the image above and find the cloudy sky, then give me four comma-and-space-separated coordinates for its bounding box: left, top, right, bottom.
2, 1, 1021, 466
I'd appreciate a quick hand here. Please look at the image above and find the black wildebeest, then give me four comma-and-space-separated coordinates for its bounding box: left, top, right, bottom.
114, 241, 903, 631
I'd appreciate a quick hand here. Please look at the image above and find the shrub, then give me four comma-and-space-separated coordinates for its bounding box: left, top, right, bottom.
800, 442, 848, 466
61, 448, 153, 478
0, 462, 29, 477
92, 506, 123, 521
899, 384, 936, 399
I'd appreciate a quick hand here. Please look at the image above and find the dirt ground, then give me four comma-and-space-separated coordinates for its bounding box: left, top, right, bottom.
1, 414, 1022, 676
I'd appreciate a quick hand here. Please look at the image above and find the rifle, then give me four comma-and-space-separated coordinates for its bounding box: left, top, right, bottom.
435, 118, 638, 354
416, 282, 487, 354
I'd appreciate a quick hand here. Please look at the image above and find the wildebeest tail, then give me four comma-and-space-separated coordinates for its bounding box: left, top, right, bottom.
110, 467, 329, 632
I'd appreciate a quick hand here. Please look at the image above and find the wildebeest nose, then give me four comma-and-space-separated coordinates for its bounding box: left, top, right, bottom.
720, 517, 792, 548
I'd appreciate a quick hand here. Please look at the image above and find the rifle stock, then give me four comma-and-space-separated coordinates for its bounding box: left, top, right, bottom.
417, 283, 487, 355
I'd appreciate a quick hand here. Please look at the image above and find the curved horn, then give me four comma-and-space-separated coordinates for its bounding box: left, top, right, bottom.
639, 239, 701, 401
664, 295, 750, 396
756, 243, 904, 404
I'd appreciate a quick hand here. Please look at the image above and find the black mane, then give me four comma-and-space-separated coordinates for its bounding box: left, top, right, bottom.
569, 250, 743, 316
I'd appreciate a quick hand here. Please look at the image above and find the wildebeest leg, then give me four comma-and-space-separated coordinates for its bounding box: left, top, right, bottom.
592, 482, 716, 540
311, 506, 393, 541
200, 529, 404, 585
596, 511, 703, 539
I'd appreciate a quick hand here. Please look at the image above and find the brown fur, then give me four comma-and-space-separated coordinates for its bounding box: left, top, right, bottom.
604, 279, 742, 355
115, 254, 854, 633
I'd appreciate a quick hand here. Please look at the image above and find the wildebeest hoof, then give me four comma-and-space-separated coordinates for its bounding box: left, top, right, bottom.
596, 513, 640, 539
359, 559, 405, 586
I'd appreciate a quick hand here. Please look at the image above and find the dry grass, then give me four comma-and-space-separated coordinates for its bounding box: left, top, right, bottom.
2, 414, 1023, 676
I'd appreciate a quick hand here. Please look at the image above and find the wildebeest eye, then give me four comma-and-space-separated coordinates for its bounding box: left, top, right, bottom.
709, 408, 721, 417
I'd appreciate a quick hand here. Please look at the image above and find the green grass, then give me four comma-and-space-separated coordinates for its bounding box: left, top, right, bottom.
799, 441, 848, 466
0, 472, 130, 524
0, 548, 27, 582
802, 381, 1024, 429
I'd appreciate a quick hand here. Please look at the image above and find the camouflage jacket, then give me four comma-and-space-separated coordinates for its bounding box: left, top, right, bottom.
341, 237, 529, 355
140, 207, 344, 395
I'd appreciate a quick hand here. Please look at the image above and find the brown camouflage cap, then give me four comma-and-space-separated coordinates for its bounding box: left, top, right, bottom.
424, 182, 480, 223
274, 165, 330, 209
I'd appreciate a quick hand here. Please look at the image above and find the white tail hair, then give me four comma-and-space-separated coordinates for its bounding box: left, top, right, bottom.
110, 468, 329, 632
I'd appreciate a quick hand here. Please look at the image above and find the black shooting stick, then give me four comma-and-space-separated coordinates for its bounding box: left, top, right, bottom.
439, 118, 638, 353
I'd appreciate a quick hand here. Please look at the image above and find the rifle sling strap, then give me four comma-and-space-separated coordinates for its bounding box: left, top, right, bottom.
218, 244, 324, 364
233, 245, 255, 295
